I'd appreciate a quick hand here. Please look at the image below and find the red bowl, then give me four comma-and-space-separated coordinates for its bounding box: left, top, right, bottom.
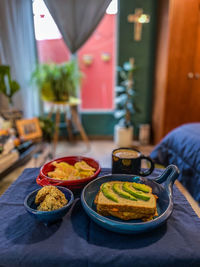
36, 156, 101, 190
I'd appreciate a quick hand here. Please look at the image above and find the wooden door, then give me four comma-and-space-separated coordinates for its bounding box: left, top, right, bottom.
188, 0, 200, 120
162, 0, 200, 136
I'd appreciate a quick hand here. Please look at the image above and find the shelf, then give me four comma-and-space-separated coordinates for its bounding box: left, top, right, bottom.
0, 143, 50, 180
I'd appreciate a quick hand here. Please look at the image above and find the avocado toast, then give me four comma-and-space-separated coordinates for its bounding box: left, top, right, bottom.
94, 181, 158, 221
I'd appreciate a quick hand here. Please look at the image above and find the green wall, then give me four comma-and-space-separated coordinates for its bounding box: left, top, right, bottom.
81, 112, 117, 136
118, 0, 157, 132
56, 112, 118, 138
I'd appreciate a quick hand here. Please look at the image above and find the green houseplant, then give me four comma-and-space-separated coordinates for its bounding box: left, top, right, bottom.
0, 65, 20, 105
31, 60, 82, 102
38, 116, 55, 142
114, 58, 138, 147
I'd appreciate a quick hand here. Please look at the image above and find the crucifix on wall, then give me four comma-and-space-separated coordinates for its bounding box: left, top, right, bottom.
127, 8, 150, 41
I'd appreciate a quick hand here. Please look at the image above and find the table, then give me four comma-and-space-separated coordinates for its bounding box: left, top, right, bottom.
0, 168, 200, 267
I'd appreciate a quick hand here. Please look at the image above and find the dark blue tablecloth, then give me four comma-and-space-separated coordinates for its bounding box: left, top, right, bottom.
0, 168, 200, 267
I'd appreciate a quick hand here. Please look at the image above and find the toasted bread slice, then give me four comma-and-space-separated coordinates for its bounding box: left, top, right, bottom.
95, 181, 157, 221
97, 208, 157, 221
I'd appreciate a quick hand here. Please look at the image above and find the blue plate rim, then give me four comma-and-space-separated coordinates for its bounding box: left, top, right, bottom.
81, 174, 173, 227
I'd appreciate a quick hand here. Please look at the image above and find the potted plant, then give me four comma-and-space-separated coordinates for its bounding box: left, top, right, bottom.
31, 60, 82, 102
38, 116, 55, 143
114, 58, 138, 147
0, 65, 20, 105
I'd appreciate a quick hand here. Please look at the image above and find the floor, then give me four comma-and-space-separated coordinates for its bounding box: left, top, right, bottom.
54, 140, 155, 168
0, 140, 200, 218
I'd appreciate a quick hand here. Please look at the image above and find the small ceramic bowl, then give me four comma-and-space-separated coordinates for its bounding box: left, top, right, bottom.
36, 156, 101, 191
24, 186, 74, 224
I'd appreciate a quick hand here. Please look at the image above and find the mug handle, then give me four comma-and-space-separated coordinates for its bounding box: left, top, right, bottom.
138, 155, 155, 176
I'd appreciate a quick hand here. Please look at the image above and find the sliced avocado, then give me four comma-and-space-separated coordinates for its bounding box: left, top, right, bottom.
101, 183, 118, 203
123, 182, 150, 201
112, 183, 137, 201
132, 182, 150, 193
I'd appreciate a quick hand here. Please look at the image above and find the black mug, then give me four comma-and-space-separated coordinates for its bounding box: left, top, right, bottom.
112, 147, 154, 176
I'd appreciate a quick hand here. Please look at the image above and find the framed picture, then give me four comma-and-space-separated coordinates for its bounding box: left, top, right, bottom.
16, 118, 42, 141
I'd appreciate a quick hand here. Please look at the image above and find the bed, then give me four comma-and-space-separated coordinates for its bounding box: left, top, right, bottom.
150, 123, 200, 205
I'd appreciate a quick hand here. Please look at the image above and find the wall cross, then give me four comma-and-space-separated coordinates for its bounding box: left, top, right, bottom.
127, 8, 150, 41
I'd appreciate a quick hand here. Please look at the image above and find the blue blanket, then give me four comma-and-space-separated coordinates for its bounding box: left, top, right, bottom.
151, 123, 200, 204
0, 168, 200, 267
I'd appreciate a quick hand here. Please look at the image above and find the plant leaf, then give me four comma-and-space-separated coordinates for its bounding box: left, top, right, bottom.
115, 94, 127, 105
115, 86, 126, 93
114, 110, 126, 118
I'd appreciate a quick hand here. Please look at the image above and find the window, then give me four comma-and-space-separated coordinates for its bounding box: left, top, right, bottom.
33, 0, 117, 111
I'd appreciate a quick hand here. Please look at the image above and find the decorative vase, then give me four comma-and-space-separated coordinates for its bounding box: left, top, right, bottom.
114, 124, 134, 147
82, 54, 93, 66
101, 52, 111, 62
139, 124, 150, 145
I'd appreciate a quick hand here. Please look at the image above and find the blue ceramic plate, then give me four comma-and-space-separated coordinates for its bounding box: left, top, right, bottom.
81, 165, 179, 234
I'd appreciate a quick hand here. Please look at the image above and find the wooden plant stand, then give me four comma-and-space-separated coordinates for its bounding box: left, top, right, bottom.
47, 98, 90, 156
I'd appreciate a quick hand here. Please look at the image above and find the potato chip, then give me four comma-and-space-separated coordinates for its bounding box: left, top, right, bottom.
47, 160, 95, 181
74, 161, 96, 172
79, 170, 94, 178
